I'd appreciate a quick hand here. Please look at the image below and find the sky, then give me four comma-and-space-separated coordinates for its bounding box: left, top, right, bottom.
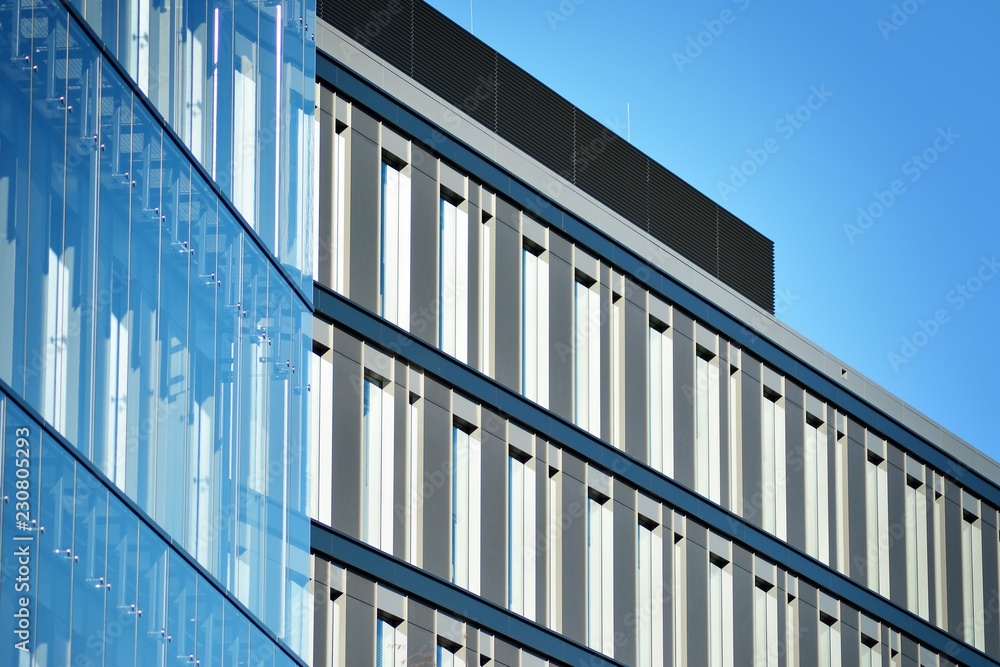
425, 0, 1000, 460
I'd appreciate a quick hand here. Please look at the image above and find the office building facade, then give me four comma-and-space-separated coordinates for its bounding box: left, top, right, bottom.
3, 0, 999, 665
306, 2, 1000, 666
0, 0, 315, 662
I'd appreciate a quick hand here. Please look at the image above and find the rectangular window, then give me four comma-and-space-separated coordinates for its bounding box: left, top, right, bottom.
508, 453, 537, 620
436, 643, 462, 667
754, 581, 778, 667
648, 324, 674, 476
380, 161, 411, 329
408, 398, 422, 566
804, 413, 830, 563
547, 469, 563, 632
587, 494, 614, 655
785, 594, 799, 667
835, 430, 849, 575
376, 617, 407, 667
865, 451, 890, 596
451, 424, 481, 593
860, 636, 880, 667
761, 392, 787, 540
818, 614, 841, 667
330, 127, 347, 293
363, 376, 394, 551
709, 557, 734, 667
573, 277, 601, 436
695, 352, 721, 502
933, 483, 947, 627
609, 294, 624, 448
637, 521, 664, 667
905, 474, 930, 619
673, 536, 687, 666
962, 510, 985, 650
439, 196, 469, 362
521, 245, 549, 407
480, 215, 493, 376
728, 367, 741, 514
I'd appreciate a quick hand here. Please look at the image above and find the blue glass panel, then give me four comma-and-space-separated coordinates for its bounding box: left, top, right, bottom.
70, 466, 110, 667
249, 621, 276, 667
105, 491, 141, 665
166, 551, 198, 666
125, 100, 162, 510
223, 603, 250, 666
91, 62, 133, 485
156, 135, 192, 542
23, 1, 70, 415
61, 15, 101, 452
0, 0, 31, 390
196, 578, 226, 667
136, 523, 169, 667
35, 433, 76, 664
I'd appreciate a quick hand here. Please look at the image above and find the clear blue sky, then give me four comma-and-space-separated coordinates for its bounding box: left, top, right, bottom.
426, 0, 1000, 460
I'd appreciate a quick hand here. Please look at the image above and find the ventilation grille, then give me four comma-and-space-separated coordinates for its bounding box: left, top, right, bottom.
319, 0, 776, 313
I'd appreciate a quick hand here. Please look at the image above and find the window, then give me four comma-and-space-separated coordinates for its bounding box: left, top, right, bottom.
865, 450, 889, 596
439, 196, 469, 362
818, 613, 841, 667
573, 277, 601, 436
587, 494, 614, 656
860, 634, 881, 667
480, 215, 494, 376
380, 160, 411, 329
332, 128, 347, 292
637, 521, 664, 667
609, 294, 624, 448
451, 424, 481, 593
521, 245, 549, 407
363, 376, 394, 551
508, 452, 537, 620
962, 509, 985, 650
905, 472, 929, 619
804, 412, 830, 563
648, 323, 674, 476
835, 429, 849, 576
376, 616, 407, 667
437, 643, 463, 667
547, 468, 562, 631
785, 594, 799, 667
673, 535, 687, 666
728, 366, 742, 514
408, 397, 422, 565
761, 390, 786, 540
754, 580, 778, 667
695, 351, 721, 502
709, 556, 734, 667
933, 483, 946, 627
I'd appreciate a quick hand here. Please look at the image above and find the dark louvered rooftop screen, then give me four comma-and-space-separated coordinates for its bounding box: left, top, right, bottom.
318, 0, 776, 313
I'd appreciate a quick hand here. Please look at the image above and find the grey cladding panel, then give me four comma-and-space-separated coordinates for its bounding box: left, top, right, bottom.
674, 324, 695, 489
614, 502, 637, 666
548, 252, 573, 422
624, 294, 648, 462
349, 131, 380, 311
741, 368, 762, 529
785, 397, 805, 551
562, 473, 587, 644
422, 400, 452, 579
410, 167, 439, 345
333, 353, 363, 535
344, 595, 374, 667
848, 419, 869, 585
481, 430, 507, 606
495, 219, 521, 391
